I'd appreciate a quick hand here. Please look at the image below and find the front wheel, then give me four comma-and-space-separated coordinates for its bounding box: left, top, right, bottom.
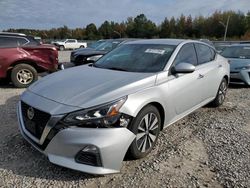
210, 78, 228, 107
11, 64, 38, 88
127, 105, 161, 159
59, 45, 65, 51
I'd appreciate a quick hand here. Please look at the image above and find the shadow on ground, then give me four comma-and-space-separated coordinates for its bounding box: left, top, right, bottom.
229, 83, 250, 89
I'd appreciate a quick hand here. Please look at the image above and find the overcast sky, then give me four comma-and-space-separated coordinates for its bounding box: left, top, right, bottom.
0, 0, 249, 30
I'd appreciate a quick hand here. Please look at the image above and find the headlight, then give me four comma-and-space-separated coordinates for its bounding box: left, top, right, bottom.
63, 97, 131, 128
87, 55, 103, 62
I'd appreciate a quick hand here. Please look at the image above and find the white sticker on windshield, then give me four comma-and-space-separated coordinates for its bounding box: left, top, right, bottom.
145, 49, 165, 55
243, 47, 250, 50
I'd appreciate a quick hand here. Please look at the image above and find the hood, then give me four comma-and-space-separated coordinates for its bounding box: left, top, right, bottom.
28, 65, 156, 108
228, 58, 250, 71
72, 48, 107, 57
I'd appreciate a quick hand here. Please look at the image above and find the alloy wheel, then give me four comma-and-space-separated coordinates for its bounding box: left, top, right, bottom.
218, 80, 227, 104
16, 69, 33, 85
136, 113, 159, 152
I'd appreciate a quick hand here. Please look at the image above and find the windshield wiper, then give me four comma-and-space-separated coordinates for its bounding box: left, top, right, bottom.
105, 67, 128, 72
92, 64, 128, 71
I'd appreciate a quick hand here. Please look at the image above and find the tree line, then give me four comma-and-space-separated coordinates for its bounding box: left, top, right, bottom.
4, 10, 250, 40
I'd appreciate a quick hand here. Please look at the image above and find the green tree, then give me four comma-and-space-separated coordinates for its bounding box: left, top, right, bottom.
98, 21, 112, 38
169, 17, 176, 38
246, 11, 250, 31
185, 15, 193, 37
159, 18, 170, 38
126, 14, 158, 38
176, 14, 186, 37
85, 23, 99, 40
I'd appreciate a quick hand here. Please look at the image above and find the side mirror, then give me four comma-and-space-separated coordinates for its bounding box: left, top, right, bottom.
173, 62, 195, 74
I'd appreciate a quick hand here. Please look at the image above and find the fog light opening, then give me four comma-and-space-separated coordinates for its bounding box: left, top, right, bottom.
119, 115, 131, 127
75, 145, 102, 167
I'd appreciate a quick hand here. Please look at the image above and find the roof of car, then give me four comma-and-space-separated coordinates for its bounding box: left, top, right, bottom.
0, 32, 26, 36
230, 43, 250, 47
125, 39, 187, 45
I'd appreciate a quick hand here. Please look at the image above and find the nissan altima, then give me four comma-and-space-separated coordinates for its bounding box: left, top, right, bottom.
17, 39, 230, 174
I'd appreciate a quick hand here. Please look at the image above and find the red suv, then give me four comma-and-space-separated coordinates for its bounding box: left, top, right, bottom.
0, 32, 59, 88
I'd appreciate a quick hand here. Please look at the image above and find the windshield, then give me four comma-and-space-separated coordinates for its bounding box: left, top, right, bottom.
89, 40, 106, 49
94, 43, 176, 73
221, 46, 250, 59
95, 40, 121, 51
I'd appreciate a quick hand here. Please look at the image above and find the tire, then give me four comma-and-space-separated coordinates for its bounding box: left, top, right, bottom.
127, 105, 161, 159
210, 78, 228, 107
80, 45, 85, 48
59, 45, 65, 51
11, 64, 38, 88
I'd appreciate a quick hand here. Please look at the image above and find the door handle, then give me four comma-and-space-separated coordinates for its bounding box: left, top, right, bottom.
218, 64, 222, 68
198, 74, 204, 79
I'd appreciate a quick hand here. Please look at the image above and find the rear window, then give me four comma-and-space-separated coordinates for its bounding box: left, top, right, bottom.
221, 46, 250, 59
0, 36, 40, 48
25, 36, 40, 46
0, 36, 29, 48
66, 39, 76, 43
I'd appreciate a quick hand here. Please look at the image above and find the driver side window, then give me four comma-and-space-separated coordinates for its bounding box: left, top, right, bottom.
174, 43, 198, 66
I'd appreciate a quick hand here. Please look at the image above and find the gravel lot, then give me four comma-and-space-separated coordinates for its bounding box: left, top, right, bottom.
0, 51, 250, 187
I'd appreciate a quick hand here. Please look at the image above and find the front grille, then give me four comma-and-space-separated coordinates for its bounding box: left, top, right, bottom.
21, 102, 51, 139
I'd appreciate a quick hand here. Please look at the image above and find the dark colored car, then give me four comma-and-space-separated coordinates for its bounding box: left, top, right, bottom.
0, 32, 59, 88
70, 39, 135, 65
221, 44, 250, 85
87, 40, 107, 49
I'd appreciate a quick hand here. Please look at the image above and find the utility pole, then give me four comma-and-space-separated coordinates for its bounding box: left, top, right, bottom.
219, 15, 230, 41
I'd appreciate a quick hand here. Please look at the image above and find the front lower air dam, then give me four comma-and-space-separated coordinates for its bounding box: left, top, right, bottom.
44, 127, 136, 174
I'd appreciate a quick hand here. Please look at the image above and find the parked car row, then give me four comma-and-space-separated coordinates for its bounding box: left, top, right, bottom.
70, 39, 136, 65
0, 32, 248, 175
71, 39, 250, 86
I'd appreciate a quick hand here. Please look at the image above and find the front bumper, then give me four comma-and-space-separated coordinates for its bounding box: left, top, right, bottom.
230, 70, 250, 85
17, 101, 135, 174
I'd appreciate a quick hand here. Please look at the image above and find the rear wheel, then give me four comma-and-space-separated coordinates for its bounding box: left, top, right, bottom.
11, 64, 38, 88
128, 105, 161, 159
210, 78, 228, 107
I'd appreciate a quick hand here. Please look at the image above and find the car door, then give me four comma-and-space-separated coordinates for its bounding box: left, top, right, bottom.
194, 43, 221, 101
65, 39, 75, 49
70, 39, 77, 49
166, 43, 203, 115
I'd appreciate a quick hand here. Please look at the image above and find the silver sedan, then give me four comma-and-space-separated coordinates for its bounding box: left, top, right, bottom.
17, 39, 230, 174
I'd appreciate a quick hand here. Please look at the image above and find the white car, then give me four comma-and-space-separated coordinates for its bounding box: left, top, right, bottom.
18, 39, 229, 174
52, 39, 87, 51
